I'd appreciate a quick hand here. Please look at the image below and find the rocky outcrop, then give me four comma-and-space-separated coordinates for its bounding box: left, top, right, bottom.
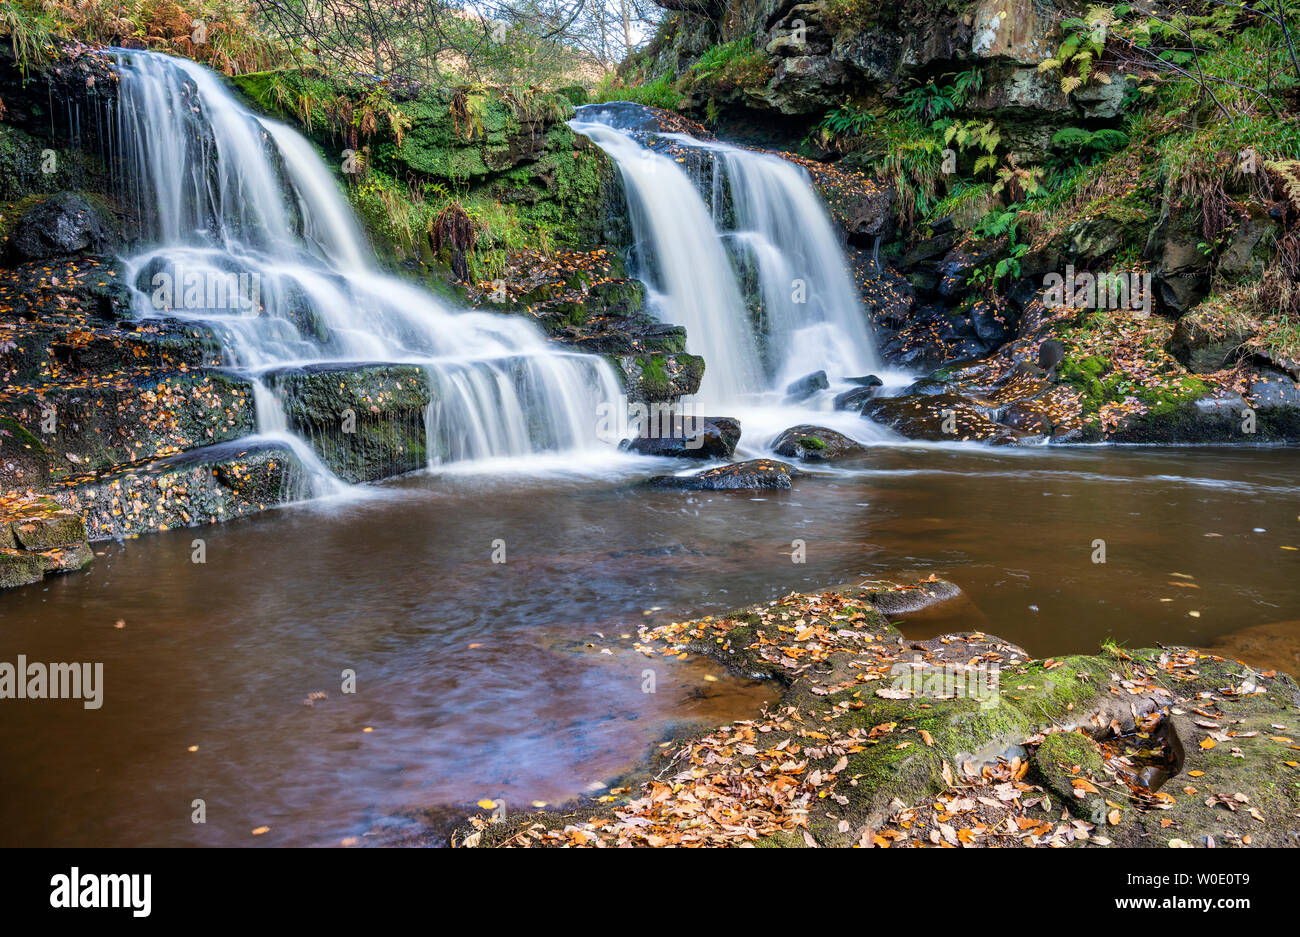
53, 440, 309, 543
0, 493, 93, 588
268, 364, 433, 483
7, 192, 116, 263
458, 583, 1300, 847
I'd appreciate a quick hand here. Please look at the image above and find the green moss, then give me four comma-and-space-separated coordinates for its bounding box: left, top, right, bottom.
797, 435, 827, 451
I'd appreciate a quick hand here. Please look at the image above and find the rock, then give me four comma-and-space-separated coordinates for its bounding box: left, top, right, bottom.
968, 0, 1059, 63
1104, 388, 1300, 443
857, 577, 966, 615
64, 441, 310, 542
1216, 203, 1278, 280
999, 400, 1052, 434
268, 364, 432, 482
1249, 371, 1300, 410
8, 192, 115, 262
1147, 200, 1212, 315
645, 458, 796, 490
862, 392, 1006, 441
902, 378, 949, 396
463, 584, 1300, 848
833, 386, 878, 410
936, 244, 1001, 299
1073, 78, 1129, 119
969, 298, 1018, 345
623, 415, 741, 460
844, 374, 883, 387
770, 424, 865, 461
1, 370, 255, 488
1033, 730, 1111, 822
611, 352, 705, 402
1168, 312, 1251, 373
784, 369, 829, 401
0, 494, 93, 589
0, 549, 46, 589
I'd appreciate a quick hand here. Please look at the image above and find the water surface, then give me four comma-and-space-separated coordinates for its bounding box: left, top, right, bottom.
2, 443, 1297, 846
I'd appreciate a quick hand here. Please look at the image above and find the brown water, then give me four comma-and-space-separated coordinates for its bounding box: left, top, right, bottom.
2, 443, 1297, 846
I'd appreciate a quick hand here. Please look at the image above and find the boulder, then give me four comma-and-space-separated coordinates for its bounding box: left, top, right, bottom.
623, 415, 741, 460
833, 386, 878, 410
269, 364, 432, 482
645, 458, 796, 490
611, 352, 705, 402
8, 192, 115, 262
784, 369, 829, 401
770, 424, 865, 461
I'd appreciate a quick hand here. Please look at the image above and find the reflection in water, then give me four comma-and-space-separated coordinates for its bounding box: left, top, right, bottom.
0, 444, 1297, 846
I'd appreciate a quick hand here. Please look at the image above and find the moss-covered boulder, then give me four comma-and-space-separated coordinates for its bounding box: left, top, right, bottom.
268, 364, 432, 483
0, 493, 92, 589
771, 424, 865, 461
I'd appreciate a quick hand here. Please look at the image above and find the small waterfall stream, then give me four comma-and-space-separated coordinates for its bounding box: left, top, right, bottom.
106, 50, 622, 494
572, 104, 885, 417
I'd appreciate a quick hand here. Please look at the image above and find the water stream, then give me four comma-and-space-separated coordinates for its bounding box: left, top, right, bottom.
111, 50, 623, 484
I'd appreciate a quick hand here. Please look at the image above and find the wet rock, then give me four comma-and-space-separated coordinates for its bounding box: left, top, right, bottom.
8, 192, 115, 263
845, 374, 883, 387
59, 441, 310, 542
902, 378, 949, 396
862, 392, 1006, 441
771, 424, 865, 461
623, 415, 741, 460
645, 458, 796, 490
269, 364, 432, 482
0, 495, 94, 589
611, 352, 705, 403
999, 400, 1052, 434
784, 369, 829, 401
969, 298, 1018, 345
858, 577, 966, 615
1, 370, 256, 488
833, 385, 878, 411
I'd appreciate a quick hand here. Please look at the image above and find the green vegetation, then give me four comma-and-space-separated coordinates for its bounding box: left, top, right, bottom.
592, 73, 682, 109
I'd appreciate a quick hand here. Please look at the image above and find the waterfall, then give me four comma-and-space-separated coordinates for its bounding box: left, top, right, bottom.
106, 50, 622, 491
572, 105, 882, 411
567, 121, 763, 401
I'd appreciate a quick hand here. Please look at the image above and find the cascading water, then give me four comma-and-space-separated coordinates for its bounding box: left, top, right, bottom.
567, 120, 763, 402
106, 50, 622, 493
572, 104, 884, 413
678, 135, 882, 390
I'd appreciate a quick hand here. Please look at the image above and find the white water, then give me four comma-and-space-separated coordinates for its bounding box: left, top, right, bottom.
109, 51, 622, 492
684, 136, 883, 389
569, 121, 763, 401
573, 106, 887, 420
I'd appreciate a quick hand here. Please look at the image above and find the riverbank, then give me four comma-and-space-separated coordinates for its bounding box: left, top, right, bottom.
456, 580, 1300, 848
